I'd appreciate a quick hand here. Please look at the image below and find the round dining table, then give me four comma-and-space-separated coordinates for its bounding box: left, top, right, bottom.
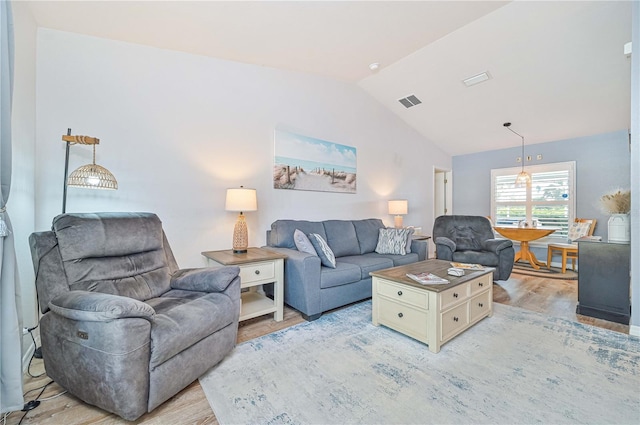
493, 227, 556, 270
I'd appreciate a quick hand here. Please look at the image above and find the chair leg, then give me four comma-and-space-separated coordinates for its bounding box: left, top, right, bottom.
561, 250, 567, 273
547, 248, 552, 269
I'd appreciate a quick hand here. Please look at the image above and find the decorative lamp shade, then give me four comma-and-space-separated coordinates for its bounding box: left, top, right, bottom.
388, 200, 408, 215
514, 171, 531, 187
67, 163, 118, 190
225, 188, 258, 212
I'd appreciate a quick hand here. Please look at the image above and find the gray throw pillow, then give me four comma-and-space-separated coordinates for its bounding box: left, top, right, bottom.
375, 228, 413, 255
308, 233, 337, 268
405, 227, 415, 253
294, 229, 317, 256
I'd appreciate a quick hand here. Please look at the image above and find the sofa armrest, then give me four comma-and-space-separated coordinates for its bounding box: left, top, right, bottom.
434, 237, 456, 261
262, 246, 322, 316
49, 290, 155, 322
482, 238, 513, 254
410, 239, 428, 261
171, 266, 240, 292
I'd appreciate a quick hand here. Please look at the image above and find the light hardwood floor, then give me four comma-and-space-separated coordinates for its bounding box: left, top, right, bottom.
5, 273, 629, 425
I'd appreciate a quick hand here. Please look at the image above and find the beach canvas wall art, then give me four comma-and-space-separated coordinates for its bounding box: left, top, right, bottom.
274, 130, 357, 194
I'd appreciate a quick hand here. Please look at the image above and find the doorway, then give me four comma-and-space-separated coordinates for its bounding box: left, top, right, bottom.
434, 168, 452, 218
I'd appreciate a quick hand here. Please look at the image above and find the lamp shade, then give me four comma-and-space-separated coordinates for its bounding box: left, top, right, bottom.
388, 200, 408, 215
225, 188, 258, 212
67, 163, 118, 190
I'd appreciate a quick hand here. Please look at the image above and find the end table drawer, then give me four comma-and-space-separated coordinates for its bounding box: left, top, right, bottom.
378, 297, 428, 339
441, 303, 469, 341
377, 279, 429, 309
470, 274, 492, 295
440, 283, 469, 310
239, 261, 275, 285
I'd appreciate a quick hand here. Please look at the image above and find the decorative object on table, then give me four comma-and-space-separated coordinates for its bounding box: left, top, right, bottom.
200, 300, 639, 424
599, 188, 631, 243
273, 129, 357, 193
546, 218, 596, 273
405, 271, 449, 284
225, 186, 258, 253
388, 199, 408, 228
447, 267, 465, 277
503, 122, 530, 187
62, 128, 118, 213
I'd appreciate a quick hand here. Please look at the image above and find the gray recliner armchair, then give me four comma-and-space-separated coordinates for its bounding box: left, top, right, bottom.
29, 212, 241, 421
433, 215, 515, 281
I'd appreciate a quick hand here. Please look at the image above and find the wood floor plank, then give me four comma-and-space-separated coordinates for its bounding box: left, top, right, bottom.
5, 274, 629, 424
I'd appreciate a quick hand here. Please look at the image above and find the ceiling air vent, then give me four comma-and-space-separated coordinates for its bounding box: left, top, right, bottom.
398, 94, 422, 109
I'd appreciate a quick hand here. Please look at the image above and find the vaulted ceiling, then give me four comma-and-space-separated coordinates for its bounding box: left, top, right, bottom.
25, 1, 632, 155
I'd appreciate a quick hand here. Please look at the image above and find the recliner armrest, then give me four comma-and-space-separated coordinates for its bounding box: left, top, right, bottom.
435, 236, 456, 252
482, 238, 513, 254
171, 266, 240, 292
49, 290, 155, 322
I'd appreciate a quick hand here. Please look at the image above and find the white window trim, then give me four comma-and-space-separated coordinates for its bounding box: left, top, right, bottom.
490, 161, 576, 244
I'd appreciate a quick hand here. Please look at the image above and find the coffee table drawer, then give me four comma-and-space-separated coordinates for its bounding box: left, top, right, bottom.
378, 297, 428, 339
440, 283, 469, 310
469, 291, 491, 323
470, 273, 492, 295
377, 279, 429, 309
441, 303, 469, 342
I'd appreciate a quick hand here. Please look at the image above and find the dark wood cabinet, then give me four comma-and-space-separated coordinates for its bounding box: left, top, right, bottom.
576, 240, 631, 324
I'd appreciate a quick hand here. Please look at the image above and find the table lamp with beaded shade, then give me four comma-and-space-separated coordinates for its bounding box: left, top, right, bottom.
225, 186, 257, 253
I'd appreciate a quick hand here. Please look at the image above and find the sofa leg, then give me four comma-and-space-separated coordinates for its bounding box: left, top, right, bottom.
302, 313, 322, 321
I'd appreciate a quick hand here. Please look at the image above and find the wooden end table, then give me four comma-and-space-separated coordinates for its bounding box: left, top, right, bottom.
202, 247, 286, 322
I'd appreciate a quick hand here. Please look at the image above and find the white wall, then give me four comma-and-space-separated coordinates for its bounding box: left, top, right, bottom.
629, 1, 639, 336
33, 29, 450, 268
9, 1, 38, 357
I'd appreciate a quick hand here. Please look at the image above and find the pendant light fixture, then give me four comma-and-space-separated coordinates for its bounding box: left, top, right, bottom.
503, 122, 531, 187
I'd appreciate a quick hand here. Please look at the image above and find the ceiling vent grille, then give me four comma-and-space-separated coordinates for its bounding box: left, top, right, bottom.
398, 95, 422, 108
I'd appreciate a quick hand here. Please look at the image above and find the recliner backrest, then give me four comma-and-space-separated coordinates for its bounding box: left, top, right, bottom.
30, 212, 179, 313
433, 215, 494, 251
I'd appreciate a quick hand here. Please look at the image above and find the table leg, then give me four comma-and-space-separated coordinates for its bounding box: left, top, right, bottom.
516, 241, 544, 270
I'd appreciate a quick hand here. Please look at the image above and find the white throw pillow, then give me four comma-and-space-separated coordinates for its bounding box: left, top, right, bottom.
308, 233, 336, 268
293, 229, 317, 256
567, 222, 591, 243
375, 228, 413, 255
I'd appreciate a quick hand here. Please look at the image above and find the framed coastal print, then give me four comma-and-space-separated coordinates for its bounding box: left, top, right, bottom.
273, 130, 357, 194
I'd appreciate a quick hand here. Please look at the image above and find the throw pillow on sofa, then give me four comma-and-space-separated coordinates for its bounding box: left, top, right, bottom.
375, 228, 413, 255
308, 233, 337, 268
294, 229, 317, 256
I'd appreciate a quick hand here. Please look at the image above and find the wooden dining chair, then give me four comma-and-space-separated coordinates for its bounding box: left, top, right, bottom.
546, 218, 597, 273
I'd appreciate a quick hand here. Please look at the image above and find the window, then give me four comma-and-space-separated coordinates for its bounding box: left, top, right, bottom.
491, 161, 575, 239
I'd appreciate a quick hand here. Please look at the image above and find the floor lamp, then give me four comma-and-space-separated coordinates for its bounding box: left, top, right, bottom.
62, 128, 118, 213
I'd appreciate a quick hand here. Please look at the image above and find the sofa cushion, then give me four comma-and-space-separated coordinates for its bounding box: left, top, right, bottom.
452, 250, 499, 266
339, 255, 394, 280
269, 220, 326, 249
319, 262, 362, 289
147, 290, 236, 368
375, 228, 413, 255
293, 229, 317, 256
308, 233, 336, 268
353, 219, 385, 254
323, 220, 360, 257
373, 252, 420, 267
449, 225, 484, 251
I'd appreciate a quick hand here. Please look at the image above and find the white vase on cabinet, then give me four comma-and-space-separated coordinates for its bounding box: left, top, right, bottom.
608, 213, 630, 243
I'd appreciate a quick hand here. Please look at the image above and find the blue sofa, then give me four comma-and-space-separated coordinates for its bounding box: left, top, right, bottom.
265, 218, 428, 320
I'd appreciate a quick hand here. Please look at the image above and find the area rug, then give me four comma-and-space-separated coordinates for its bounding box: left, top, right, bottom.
199, 301, 639, 425
512, 262, 578, 279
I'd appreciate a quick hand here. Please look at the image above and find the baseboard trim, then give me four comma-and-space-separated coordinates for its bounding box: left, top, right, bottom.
630, 324, 640, 337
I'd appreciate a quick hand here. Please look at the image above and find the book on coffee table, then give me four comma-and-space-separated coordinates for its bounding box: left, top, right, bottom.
406, 272, 449, 285
450, 262, 485, 270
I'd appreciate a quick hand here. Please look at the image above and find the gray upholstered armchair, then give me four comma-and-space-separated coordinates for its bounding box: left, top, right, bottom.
433, 215, 515, 281
29, 212, 241, 421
